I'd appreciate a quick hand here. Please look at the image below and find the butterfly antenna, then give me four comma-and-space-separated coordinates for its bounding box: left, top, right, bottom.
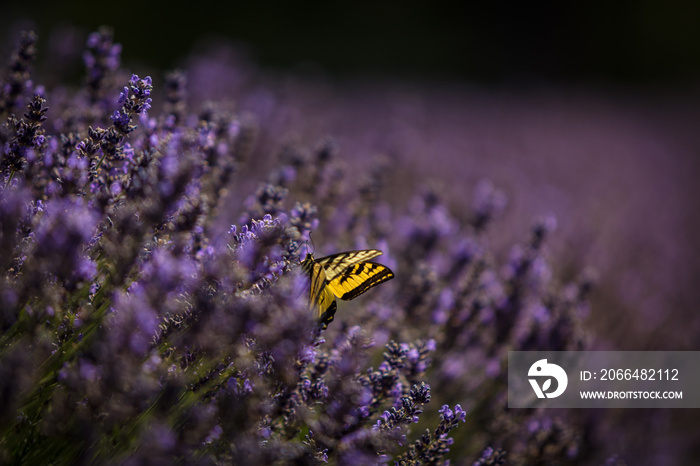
295, 240, 311, 264
309, 232, 316, 255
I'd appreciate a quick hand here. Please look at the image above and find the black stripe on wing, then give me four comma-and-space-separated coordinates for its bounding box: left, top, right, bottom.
328, 263, 394, 301
315, 249, 383, 281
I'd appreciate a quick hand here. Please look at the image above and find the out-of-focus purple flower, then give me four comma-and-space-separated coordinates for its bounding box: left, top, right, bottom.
472, 446, 506, 465
110, 289, 159, 355
0, 31, 37, 115
204, 425, 223, 444
472, 180, 508, 230
84, 27, 121, 105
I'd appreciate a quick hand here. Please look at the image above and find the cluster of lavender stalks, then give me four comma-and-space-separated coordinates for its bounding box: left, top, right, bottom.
0, 28, 627, 465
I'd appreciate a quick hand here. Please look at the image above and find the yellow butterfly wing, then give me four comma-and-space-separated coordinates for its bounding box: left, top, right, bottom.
307, 260, 338, 324
314, 249, 384, 282
326, 262, 394, 301
301, 249, 394, 328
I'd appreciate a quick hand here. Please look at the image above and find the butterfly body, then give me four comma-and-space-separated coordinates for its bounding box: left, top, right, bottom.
301, 249, 394, 328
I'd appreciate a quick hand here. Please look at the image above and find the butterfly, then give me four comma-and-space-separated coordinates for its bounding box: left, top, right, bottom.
300, 249, 394, 328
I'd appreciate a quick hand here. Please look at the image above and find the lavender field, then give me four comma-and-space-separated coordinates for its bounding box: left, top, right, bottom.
1, 24, 699, 465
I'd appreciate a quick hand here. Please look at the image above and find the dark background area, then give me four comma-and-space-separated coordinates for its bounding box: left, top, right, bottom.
3, 0, 700, 87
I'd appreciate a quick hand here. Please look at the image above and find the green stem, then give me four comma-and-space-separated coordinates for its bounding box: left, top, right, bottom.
5, 168, 16, 187
93, 150, 108, 174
